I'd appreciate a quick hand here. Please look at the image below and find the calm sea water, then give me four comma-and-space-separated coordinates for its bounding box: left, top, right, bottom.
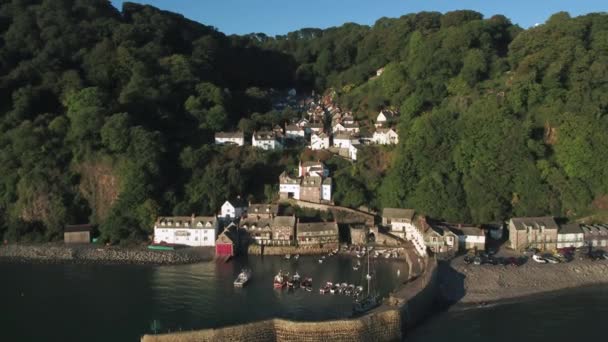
0, 255, 407, 342
408, 285, 608, 342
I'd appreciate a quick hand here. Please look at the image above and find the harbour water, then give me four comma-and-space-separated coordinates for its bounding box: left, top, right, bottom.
0, 254, 407, 342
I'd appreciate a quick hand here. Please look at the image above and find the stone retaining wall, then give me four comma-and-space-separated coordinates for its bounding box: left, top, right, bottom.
282, 200, 375, 226
248, 245, 338, 256
141, 256, 439, 342
0, 244, 214, 265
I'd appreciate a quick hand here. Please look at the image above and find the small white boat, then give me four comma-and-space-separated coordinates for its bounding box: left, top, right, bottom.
318, 258, 324, 264
285, 254, 291, 260
234, 269, 252, 288
294, 254, 300, 260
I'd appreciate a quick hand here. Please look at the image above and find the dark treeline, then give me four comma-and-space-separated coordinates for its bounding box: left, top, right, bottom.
0, 1, 606, 243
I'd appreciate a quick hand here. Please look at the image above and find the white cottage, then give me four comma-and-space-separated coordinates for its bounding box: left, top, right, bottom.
557, 223, 584, 248
285, 124, 306, 139
310, 132, 330, 150
333, 132, 360, 149
375, 110, 397, 128
215, 131, 245, 146
348, 144, 359, 161
382, 208, 416, 240
220, 199, 247, 220
252, 131, 282, 150
153, 216, 218, 247
372, 128, 398, 145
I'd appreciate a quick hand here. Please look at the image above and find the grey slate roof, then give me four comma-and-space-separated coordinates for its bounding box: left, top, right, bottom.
510, 217, 558, 231
297, 221, 338, 234
382, 208, 415, 221
215, 131, 244, 139
248, 204, 279, 216
558, 223, 583, 235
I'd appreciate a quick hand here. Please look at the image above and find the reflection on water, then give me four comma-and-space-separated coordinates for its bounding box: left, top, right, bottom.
149, 255, 408, 329
0, 255, 407, 342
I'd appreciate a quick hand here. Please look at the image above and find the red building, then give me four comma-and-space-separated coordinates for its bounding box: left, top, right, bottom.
215, 230, 235, 256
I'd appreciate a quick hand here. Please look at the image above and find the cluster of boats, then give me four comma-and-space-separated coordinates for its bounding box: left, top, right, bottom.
284, 254, 299, 260
273, 270, 313, 291
318, 248, 340, 264
350, 246, 401, 259
319, 282, 364, 297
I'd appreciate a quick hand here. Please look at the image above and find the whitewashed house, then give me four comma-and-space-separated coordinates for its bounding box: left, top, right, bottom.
342, 122, 360, 134
557, 223, 584, 248
349, 144, 359, 161
375, 110, 397, 128
372, 128, 399, 145
278, 163, 332, 203
334, 132, 360, 149
220, 199, 247, 220
322, 178, 332, 202
285, 124, 305, 139
382, 208, 416, 240
309, 122, 324, 134
215, 131, 245, 146
296, 118, 310, 128
332, 122, 346, 133
279, 172, 301, 200
310, 132, 330, 150
451, 225, 486, 251
153, 216, 218, 247
342, 114, 355, 125
299, 161, 329, 178
252, 131, 282, 150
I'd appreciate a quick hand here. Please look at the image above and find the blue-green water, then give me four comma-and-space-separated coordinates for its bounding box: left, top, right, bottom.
0, 255, 406, 342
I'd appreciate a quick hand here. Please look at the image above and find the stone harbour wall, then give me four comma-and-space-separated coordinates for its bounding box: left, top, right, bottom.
0, 244, 214, 265
141, 309, 402, 342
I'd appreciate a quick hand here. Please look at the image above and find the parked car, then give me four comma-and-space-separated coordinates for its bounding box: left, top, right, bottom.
589, 250, 606, 261
473, 256, 482, 265
532, 254, 548, 263
524, 247, 540, 255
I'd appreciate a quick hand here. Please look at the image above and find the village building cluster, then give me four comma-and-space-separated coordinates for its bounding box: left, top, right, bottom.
279, 161, 332, 203
152, 200, 340, 257
146, 198, 607, 261
213, 90, 400, 161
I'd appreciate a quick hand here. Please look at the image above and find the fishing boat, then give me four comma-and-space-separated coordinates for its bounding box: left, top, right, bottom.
354, 285, 364, 298
318, 258, 324, 264
330, 283, 339, 294
273, 271, 287, 288
288, 272, 301, 289
233, 268, 252, 288
285, 254, 291, 260
353, 246, 381, 315
302, 277, 313, 292
294, 254, 300, 260
345, 284, 355, 296
339, 283, 348, 294
320, 282, 332, 294
353, 260, 361, 271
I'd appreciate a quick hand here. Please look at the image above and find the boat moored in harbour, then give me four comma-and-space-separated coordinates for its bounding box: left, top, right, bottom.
234, 268, 252, 288
274, 271, 287, 288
